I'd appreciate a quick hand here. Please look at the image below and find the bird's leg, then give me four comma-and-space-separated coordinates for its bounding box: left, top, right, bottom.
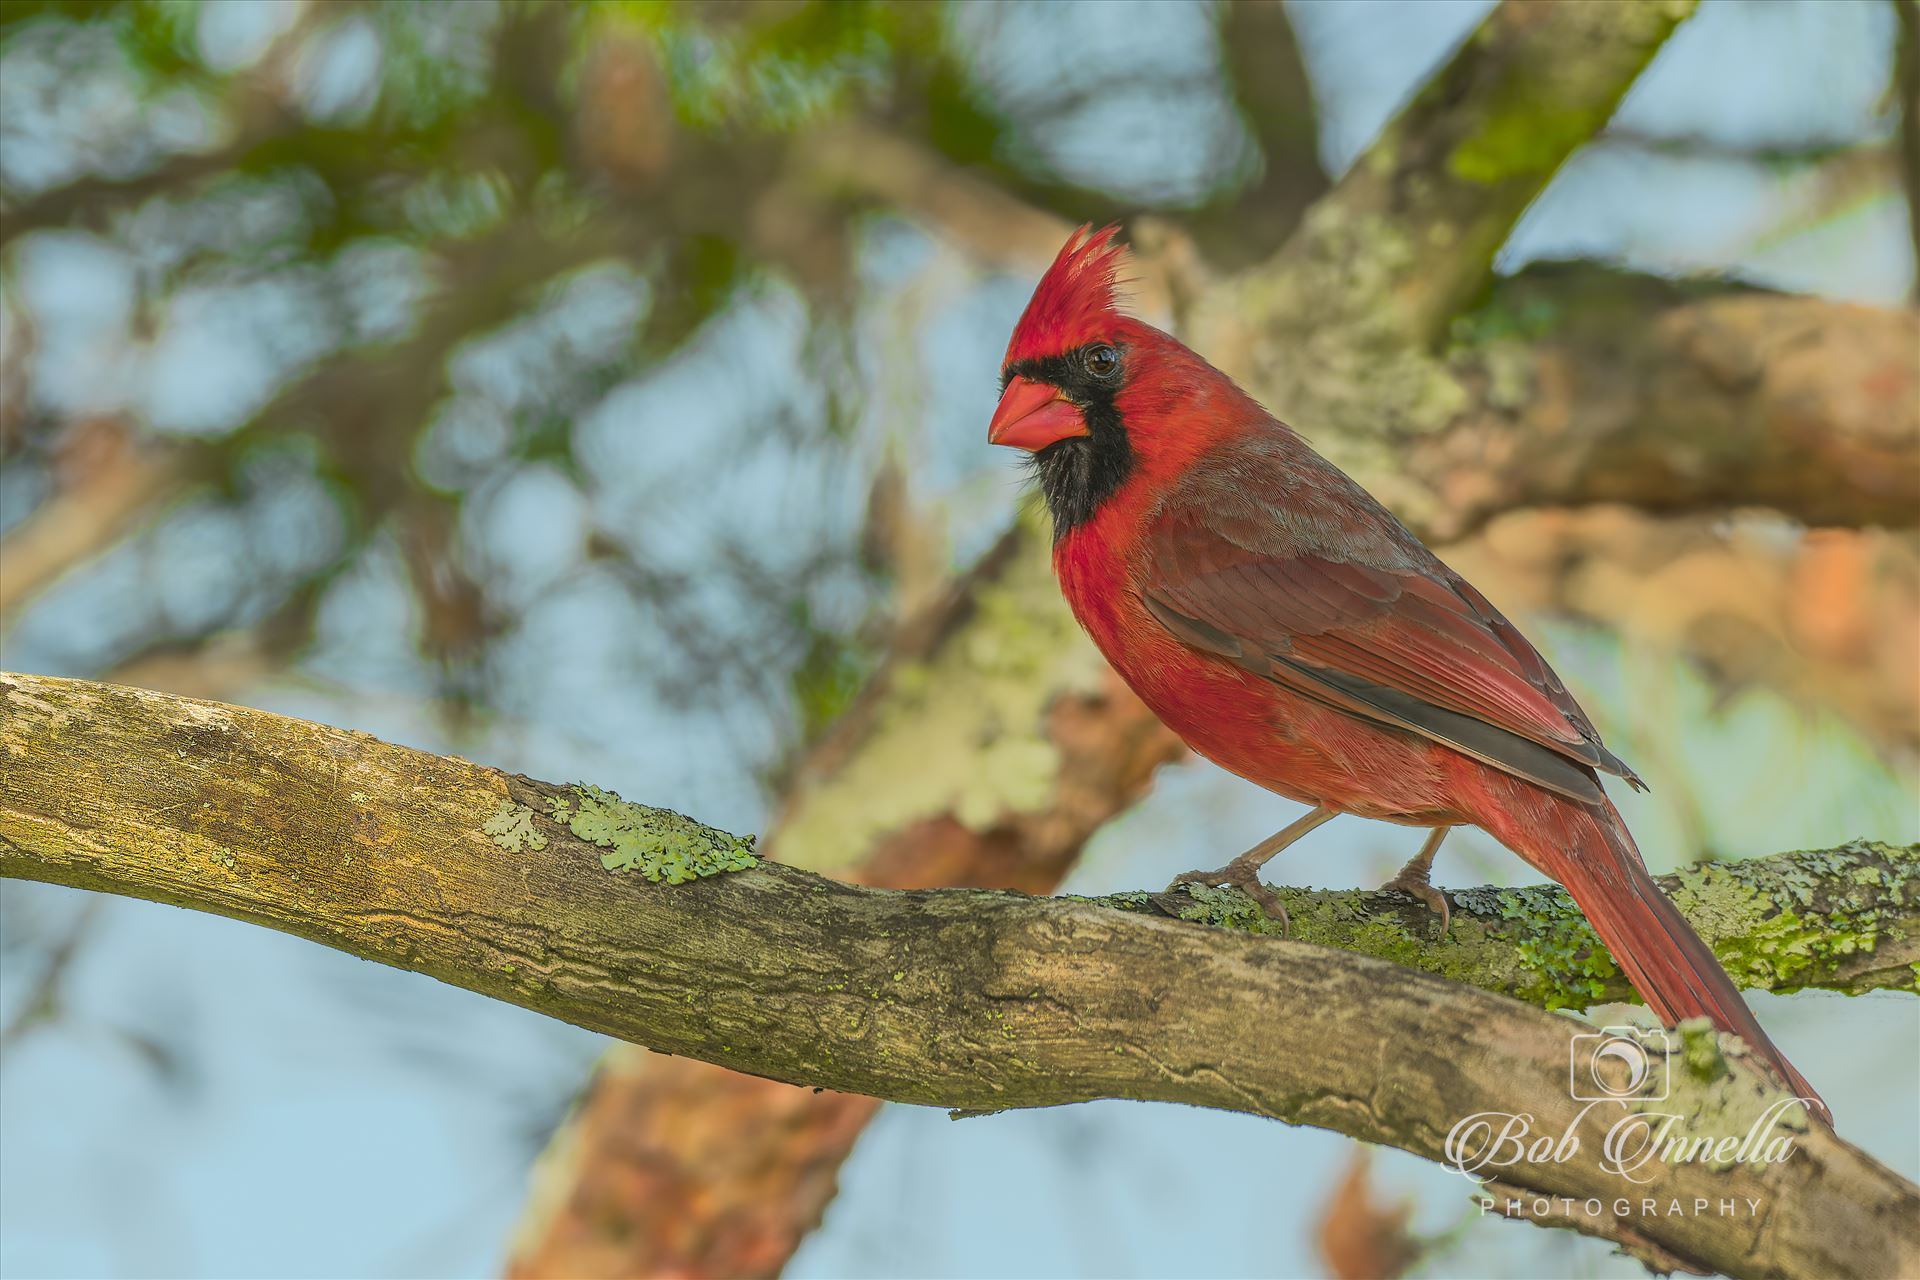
1166, 805, 1337, 933
1381, 826, 1452, 936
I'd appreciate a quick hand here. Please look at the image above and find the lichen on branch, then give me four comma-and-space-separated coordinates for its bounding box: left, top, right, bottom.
2, 672, 1917, 1280
551, 784, 758, 882
1115, 838, 1918, 1008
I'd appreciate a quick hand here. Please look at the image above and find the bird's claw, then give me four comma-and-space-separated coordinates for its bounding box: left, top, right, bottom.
1380, 865, 1450, 937
1163, 865, 1290, 935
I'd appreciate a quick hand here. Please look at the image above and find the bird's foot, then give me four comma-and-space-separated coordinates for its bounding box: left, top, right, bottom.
1379, 862, 1450, 938
1164, 860, 1290, 935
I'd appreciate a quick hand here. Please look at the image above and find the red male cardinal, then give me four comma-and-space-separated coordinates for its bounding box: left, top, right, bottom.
988, 225, 1826, 1117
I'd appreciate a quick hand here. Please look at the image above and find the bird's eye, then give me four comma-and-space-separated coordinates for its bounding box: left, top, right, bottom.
1082, 344, 1120, 379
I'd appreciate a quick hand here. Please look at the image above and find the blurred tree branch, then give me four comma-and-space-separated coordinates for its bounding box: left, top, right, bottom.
3, 671, 1915, 1280
0, 3, 317, 250
1896, 0, 1920, 303
1213, 0, 1694, 353
1447, 509, 1920, 757
1183, 0, 1330, 266
101, 628, 283, 705
1422, 265, 1919, 538
791, 119, 1078, 273
1316, 1150, 1422, 1280
0, 896, 100, 1046
0, 419, 203, 621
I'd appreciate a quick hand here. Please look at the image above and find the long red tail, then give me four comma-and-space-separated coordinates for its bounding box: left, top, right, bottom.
1505, 795, 1830, 1122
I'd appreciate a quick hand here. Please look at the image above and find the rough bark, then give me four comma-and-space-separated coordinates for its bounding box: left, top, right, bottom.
1134, 838, 1918, 1002
2, 672, 1916, 1280
1424, 269, 1920, 537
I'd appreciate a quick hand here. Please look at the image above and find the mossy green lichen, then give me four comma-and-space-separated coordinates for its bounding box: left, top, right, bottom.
1447, 3, 1690, 187
1094, 840, 1915, 1012
484, 801, 548, 852
1667, 840, 1918, 994
1478, 883, 1621, 1009
1154, 881, 1288, 935
563, 784, 756, 884
1448, 98, 1611, 186
1101, 879, 1628, 1009
1675, 1017, 1729, 1084
1178, 883, 1609, 1002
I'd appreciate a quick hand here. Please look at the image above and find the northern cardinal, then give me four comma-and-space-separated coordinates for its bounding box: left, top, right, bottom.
988, 225, 1826, 1118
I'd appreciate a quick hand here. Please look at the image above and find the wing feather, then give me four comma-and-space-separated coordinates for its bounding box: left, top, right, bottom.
1143, 470, 1645, 799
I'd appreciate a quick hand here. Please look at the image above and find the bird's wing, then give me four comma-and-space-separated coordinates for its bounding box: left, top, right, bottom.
1141, 488, 1643, 804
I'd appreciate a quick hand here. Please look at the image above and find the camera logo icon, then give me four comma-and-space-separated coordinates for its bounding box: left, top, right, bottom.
1569, 1027, 1670, 1102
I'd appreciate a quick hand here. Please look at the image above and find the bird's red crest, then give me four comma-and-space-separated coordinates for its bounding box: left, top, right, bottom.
1003, 224, 1129, 367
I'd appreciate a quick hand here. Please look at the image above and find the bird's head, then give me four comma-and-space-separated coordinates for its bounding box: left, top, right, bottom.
990, 224, 1225, 537
990, 223, 1131, 455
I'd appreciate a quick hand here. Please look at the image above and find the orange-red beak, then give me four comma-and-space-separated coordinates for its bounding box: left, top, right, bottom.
988, 375, 1088, 452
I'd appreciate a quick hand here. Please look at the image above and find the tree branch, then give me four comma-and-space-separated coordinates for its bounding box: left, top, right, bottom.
792, 140, 1915, 539
1133, 837, 1917, 1002
1182, 0, 1330, 266
789, 119, 1075, 273
0, 421, 202, 624
2, 672, 1915, 1280
1894, 0, 1920, 304
1421, 266, 1920, 538
0, 7, 316, 251
1181, 1, 1720, 536
1230, 0, 1695, 350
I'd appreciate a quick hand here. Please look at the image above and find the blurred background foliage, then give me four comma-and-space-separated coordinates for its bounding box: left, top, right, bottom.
0, 1, 1915, 1277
